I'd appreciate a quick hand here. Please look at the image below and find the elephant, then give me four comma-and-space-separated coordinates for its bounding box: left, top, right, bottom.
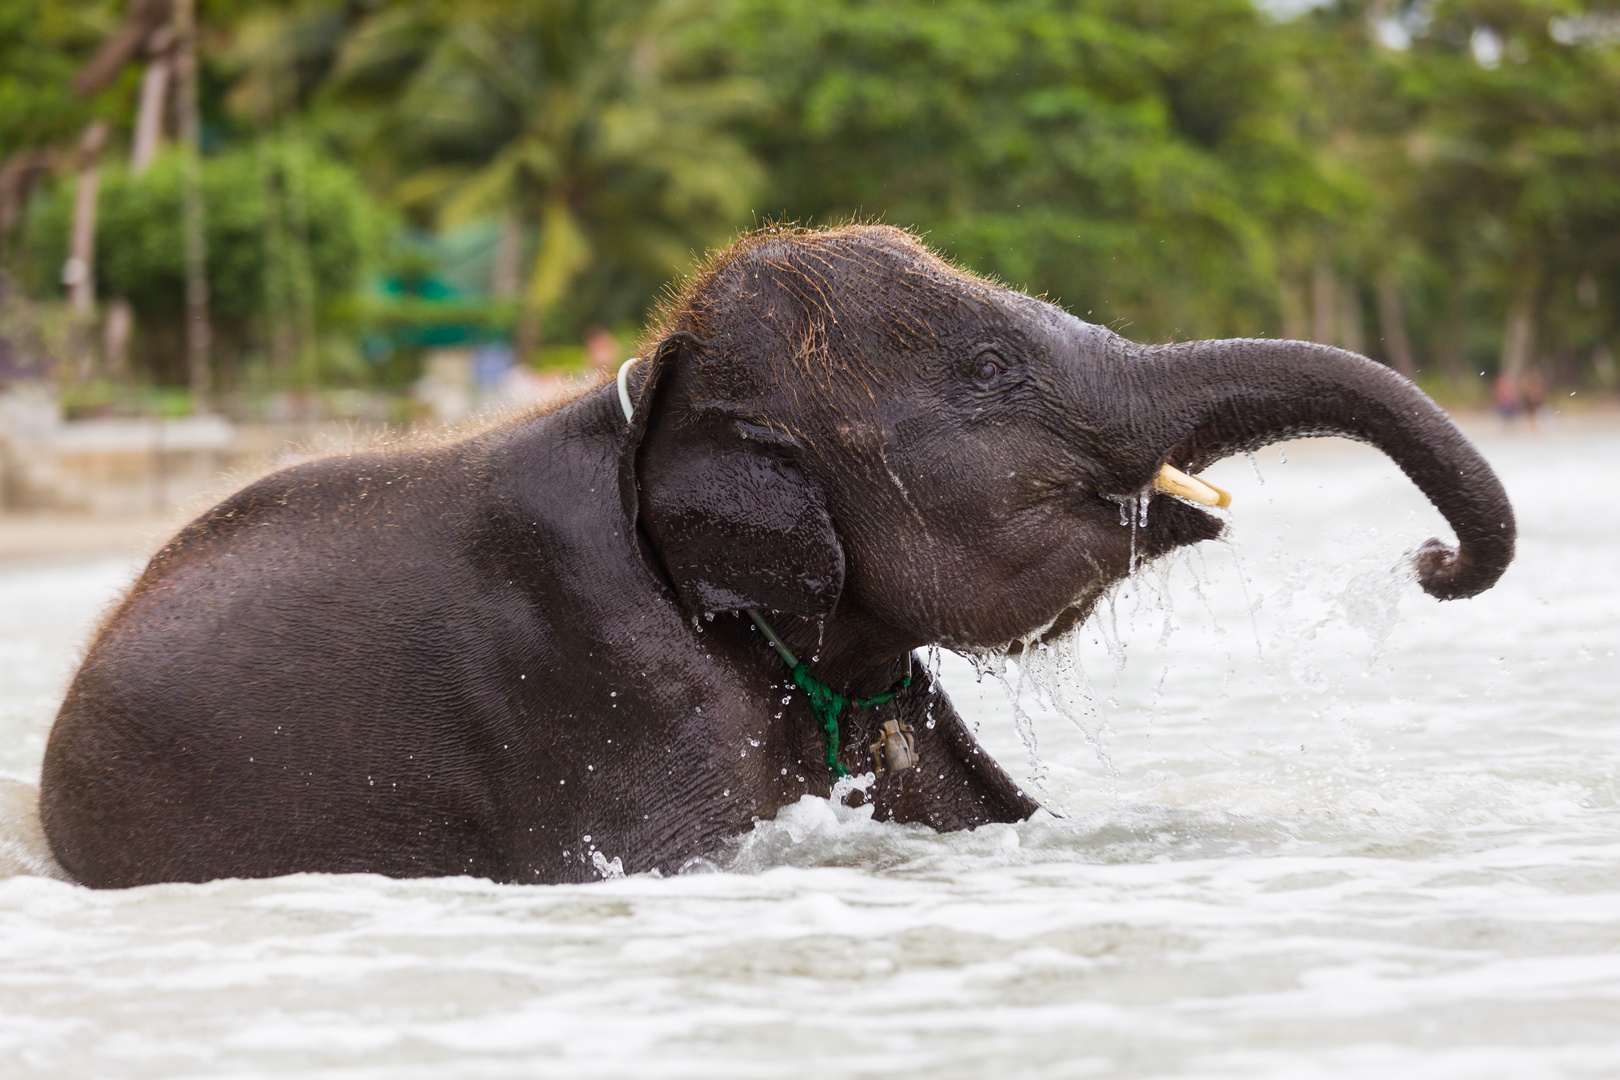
39, 225, 1515, 887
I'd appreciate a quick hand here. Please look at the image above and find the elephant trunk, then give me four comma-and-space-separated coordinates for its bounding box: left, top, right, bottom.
1085, 337, 1515, 600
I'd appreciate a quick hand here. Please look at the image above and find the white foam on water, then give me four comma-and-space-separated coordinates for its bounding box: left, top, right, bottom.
2, 431, 1619, 1078
0, 777, 67, 880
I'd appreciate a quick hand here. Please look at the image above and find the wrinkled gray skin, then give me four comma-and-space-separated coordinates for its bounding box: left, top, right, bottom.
41, 226, 1515, 887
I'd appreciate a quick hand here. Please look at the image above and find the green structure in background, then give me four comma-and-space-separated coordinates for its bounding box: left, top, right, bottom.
364, 222, 518, 359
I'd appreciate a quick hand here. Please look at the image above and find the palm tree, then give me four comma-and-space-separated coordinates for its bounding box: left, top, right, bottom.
331, 0, 761, 356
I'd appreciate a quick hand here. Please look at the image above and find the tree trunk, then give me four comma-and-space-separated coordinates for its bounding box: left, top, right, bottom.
103, 300, 133, 376
1375, 269, 1416, 378
259, 140, 293, 378
174, 0, 211, 410
1311, 261, 1337, 344
1277, 276, 1307, 340
110, 31, 174, 380
1501, 285, 1534, 380
0, 150, 54, 251
515, 305, 542, 363
131, 45, 171, 172
66, 122, 108, 316
493, 212, 523, 300
1337, 279, 1366, 355
516, 199, 591, 362
1593, 345, 1617, 390
1436, 288, 1469, 383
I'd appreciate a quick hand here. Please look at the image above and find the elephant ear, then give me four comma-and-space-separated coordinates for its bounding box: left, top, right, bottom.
620, 333, 845, 619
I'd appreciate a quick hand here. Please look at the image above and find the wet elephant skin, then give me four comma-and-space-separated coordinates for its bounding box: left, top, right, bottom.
40, 226, 1513, 886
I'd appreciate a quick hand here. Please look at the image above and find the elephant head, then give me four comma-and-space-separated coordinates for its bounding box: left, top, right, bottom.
624, 225, 1514, 671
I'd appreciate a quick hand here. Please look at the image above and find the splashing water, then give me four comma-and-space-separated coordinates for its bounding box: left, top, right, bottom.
2, 430, 1620, 1079
590, 849, 625, 880
1106, 491, 1151, 574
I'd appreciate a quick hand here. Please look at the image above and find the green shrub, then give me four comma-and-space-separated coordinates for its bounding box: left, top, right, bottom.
22, 138, 381, 379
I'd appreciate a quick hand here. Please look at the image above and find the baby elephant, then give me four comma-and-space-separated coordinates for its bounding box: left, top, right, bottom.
41, 225, 1514, 886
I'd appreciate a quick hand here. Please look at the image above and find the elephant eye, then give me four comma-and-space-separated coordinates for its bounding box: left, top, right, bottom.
975, 355, 1005, 383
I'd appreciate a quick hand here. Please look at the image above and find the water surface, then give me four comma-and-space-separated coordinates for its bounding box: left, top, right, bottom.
2, 425, 1617, 1078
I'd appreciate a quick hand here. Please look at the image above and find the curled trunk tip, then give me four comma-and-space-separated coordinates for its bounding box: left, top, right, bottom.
1109, 338, 1516, 601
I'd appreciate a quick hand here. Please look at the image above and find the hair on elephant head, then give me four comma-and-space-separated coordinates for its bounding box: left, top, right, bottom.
39, 224, 1515, 888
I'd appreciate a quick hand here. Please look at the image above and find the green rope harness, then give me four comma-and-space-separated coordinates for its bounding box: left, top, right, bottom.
612, 377, 912, 779
748, 610, 911, 778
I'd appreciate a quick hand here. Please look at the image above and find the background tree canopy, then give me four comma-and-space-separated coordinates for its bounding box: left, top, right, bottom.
716, 0, 1319, 339
3, 0, 1618, 401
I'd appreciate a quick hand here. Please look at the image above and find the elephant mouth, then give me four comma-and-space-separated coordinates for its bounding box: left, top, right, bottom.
1005, 477, 1227, 655
1112, 485, 1228, 571
1138, 455, 1233, 551
1105, 453, 1232, 553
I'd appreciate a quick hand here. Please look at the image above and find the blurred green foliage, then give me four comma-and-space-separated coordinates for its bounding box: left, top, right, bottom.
22, 140, 379, 384
713, 0, 1320, 337
26, 143, 372, 325
323, 0, 763, 350
2, 0, 1618, 398
0, 0, 122, 161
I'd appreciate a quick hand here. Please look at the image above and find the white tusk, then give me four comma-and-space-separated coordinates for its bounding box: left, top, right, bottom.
1155, 463, 1232, 509
616, 356, 641, 423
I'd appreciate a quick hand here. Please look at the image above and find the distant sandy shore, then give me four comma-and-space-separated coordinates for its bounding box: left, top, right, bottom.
1451, 399, 1620, 438
1, 403, 1614, 567
0, 512, 180, 566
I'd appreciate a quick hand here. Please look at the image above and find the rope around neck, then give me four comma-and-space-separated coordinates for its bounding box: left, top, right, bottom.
747, 611, 911, 779
618, 356, 909, 779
